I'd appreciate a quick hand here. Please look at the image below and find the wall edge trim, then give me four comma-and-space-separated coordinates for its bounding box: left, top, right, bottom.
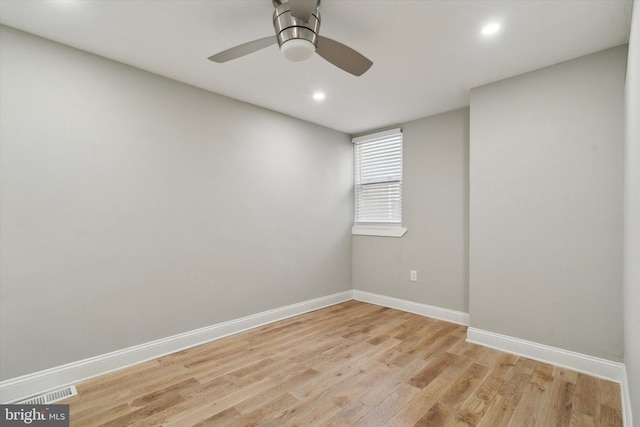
466, 327, 625, 383
0, 290, 354, 403
621, 364, 633, 427
352, 289, 469, 326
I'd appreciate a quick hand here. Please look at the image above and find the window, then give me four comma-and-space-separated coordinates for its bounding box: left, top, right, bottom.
352, 128, 406, 237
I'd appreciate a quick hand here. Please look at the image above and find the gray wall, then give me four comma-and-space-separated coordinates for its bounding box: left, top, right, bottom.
0, 26, 353, 380
624, 1, 640, 423
1, 18, 632, 404
353, 108, 470, 313
469, 46, 626, 362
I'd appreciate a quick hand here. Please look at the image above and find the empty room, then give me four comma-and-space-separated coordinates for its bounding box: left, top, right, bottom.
1, 0, 639, 426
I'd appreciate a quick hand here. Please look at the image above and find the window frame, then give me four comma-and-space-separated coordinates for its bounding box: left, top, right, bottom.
352, 128, 407, 237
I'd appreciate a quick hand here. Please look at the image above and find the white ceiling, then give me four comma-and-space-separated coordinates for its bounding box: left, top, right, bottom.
0, 0, 632, 134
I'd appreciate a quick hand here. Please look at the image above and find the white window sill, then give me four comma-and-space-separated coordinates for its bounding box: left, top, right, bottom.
352, 226, 407, 237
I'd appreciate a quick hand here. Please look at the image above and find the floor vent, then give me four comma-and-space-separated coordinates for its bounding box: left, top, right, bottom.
17, 385, 77, 405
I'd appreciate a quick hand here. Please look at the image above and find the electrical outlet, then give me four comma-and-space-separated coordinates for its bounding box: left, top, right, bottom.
410, 270, 417, 281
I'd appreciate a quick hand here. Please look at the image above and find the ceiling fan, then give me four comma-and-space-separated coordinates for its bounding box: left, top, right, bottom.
208, 0, 373, 77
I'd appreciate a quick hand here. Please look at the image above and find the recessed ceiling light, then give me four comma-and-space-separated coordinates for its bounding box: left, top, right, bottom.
481, 22, 501, 36
313, 92, 326, 101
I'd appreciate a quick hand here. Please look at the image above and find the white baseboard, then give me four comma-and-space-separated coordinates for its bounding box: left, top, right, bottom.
0, 290, 353, 403
352, 290, 469, 326
621, 365, 633, 427
466, 327, 625, 383
3, 290, 632, 427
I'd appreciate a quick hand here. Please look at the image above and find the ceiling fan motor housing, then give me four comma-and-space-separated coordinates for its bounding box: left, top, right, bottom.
273, 2, 320, 62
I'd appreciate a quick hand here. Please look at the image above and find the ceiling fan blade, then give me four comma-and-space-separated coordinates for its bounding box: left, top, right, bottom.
289, 0, 317, 22
316, 36, 373, 76
208, 36, 276, 63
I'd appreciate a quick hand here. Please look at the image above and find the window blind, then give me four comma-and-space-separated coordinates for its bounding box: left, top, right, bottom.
353, 128, 403, 224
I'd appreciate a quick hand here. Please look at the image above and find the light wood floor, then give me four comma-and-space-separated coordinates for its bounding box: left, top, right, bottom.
61, 301, 623, 426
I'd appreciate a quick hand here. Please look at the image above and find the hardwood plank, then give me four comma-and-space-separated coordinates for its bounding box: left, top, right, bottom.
307, 337, 377, 372
448, 375, 504, 427
439, 355, 476, 382
599, 378, 622, 411
512, 357, 538, 376
70, 403, 132, 427
554, 367, 579, 384
101, 393, 185, 427
324, 400, 373, 427
161, 376, 281, 426
534, 378, 575, 427
599, 404, 623, 427
130, 377, 199, 407
448, 339, 480, 357
574, 373, 599, 417
473, 346, 504, 368
490, 353, 519, 380
384, 377, 452, 425
570, 410, 597, 427
230, 393, 299, 426
476, 394, 517, 427
72, 361, 189, 416
59, 301, 621, 427
274, 396, 342, 426
289, 341, 399, 401
378, 336, 424, 366
409, 352, 458, 389
439, 363, 489, 408
191, 407, 243, 427
318, 358, 392, 404
233, 366, 320, 414
506, 365, 554, 427
389, 323, 458, 367
351, 382, 420, 426
415, 402, 456, 427
499, 371, 531, 402
359, 356, 429, 406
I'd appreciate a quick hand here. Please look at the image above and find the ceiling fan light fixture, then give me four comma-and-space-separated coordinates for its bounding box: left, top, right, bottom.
208, 0, 373, 76
281, 38, 316, 62
273, 2, 319, 62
